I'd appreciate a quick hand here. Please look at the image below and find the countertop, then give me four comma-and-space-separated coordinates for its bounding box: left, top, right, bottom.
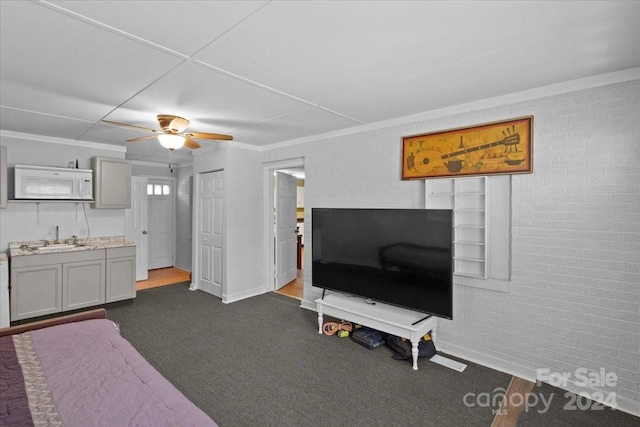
8, 235, 135, 257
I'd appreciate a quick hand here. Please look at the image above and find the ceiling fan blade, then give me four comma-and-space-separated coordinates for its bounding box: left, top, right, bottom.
100, 119, 159, 134
184, 132, 233, 141
126, 134, 159, 143
184, 138, 201, 149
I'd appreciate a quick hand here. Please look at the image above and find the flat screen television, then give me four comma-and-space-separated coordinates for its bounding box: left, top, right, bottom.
312, 208, 453, 319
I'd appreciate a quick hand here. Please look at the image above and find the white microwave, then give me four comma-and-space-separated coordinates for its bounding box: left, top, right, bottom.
14, 164, 93, 200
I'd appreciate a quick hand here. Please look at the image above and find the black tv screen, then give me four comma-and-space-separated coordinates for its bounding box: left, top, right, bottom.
312, 208, 453, 319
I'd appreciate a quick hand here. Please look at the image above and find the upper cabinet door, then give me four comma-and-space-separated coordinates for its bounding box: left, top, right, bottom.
92, 157, 131, 209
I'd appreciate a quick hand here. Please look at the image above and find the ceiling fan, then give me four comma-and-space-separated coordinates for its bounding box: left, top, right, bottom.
101, 114, 233, 150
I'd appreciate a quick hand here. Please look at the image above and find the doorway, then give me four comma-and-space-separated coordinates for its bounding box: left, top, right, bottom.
263, 159, 305, 300
128, 174, 192, 289
147, 178, 175, 269
194, 170, 224, 297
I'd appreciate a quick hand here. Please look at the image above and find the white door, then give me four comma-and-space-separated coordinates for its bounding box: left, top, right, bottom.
198, 171, 223, 297
148, 179, 174, 270
125, 176, 148, 281
275, 172, 297, 289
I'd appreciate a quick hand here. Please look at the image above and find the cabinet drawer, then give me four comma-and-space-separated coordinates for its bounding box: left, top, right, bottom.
107, 246, 136, 259
11, 249, 105, 268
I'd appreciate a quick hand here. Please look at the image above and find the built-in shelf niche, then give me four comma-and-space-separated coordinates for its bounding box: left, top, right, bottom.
426, 176, 488, 279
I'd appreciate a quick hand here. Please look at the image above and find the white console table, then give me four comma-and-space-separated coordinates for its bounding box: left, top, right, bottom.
316, 293, 439, 370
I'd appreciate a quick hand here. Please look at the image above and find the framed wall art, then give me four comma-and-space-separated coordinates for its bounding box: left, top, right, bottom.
401, 116, 533, 180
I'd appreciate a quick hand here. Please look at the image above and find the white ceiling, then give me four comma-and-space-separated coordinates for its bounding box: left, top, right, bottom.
1, 0, 639, 164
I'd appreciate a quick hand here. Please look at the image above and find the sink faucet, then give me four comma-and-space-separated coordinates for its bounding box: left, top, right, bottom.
55, 225, 59, 244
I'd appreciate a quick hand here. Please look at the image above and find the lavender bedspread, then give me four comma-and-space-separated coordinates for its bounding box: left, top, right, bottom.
1, 319, 217, 426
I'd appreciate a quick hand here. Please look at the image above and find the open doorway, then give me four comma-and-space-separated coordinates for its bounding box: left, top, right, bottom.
274, 168, 305, 300
127, 174, 192, 291
263, 159, 305, 301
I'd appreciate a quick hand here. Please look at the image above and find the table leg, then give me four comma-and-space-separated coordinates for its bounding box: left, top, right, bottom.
411, 339, 419, 370
317, 306, 323, 334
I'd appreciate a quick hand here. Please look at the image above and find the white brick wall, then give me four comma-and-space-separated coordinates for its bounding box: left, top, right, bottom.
262, 78, 640, 415
506, 79, 640, 411
436, 80, 640, 414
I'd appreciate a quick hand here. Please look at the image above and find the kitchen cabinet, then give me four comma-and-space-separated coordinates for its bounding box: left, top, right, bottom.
0, 255, 8, 328
106, 246, 136, 303
63, 252, 105, 311
11, 263, 63, 321
0, 145, 7, 208
10, 247, 135, 321
92, 156, 131, 208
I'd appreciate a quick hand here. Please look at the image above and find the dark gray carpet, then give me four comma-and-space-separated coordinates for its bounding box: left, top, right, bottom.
105, 284, 638, 427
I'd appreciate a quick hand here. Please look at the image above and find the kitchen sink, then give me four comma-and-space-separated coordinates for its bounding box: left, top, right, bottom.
31, 243, 85, 253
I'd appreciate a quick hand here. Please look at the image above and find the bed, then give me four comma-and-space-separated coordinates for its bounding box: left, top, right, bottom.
0, 309, 217, 426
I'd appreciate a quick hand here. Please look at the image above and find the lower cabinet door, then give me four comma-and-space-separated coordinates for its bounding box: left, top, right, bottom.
11, 264, 63, 321
106, 256, 136, 303
63, 260, 106, 311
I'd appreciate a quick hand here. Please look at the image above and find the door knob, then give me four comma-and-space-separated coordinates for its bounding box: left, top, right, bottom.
142, 231, 147, 234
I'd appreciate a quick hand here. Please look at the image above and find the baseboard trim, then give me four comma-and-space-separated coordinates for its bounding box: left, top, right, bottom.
223, 286, 265, 304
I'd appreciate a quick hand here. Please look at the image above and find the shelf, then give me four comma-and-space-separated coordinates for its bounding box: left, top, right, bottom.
426, 176, 488, 280
431, 193, 484, 197
9, 200, 95, 203
454, 240, 485, 246
454, 256, 485, 262
454, 272, 486, 279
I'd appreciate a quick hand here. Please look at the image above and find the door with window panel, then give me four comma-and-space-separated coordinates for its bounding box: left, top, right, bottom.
147, 179, 174, 270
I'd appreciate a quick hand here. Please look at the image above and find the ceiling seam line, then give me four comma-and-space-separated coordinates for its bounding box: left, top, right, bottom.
32, 0, 190, 61
194, 60, 366, 125
76, 60, 191, 141
31, 0, 365, 136
222, 107, 313, 134
188, 0, 273, 58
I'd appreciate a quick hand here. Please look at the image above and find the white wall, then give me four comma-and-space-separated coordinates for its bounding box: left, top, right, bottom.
175, 165, 193, 271
131, 162, 177, 178
192, 144, 263, 302
0, 133, 127, 252
256, 78, 640, 415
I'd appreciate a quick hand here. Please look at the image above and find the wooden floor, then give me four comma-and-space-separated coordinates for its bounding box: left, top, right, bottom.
491, 376, 536, 427
135, 265, 304, 300
275, 269, 304, 300
136, 267, 191, 291
275, 245, 304, 300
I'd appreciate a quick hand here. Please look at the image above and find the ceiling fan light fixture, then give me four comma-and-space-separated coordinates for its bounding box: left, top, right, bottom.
157, 134, 185, 150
